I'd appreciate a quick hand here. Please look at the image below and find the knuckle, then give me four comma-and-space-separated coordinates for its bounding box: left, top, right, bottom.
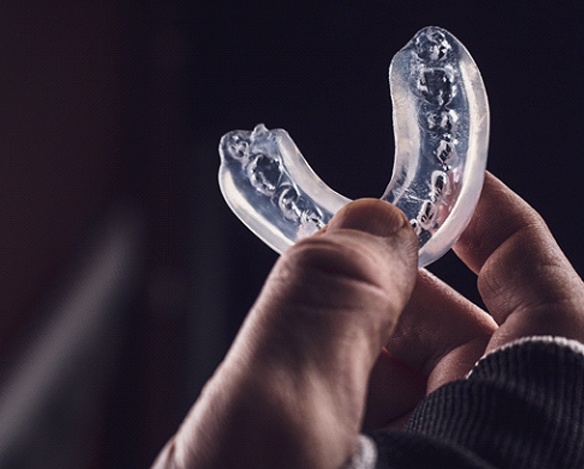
271, 232, 414, 317
270, 236, 387, 311
279, 235, 381, 288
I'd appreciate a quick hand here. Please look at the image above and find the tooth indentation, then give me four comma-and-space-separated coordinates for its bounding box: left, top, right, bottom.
246, 153, 282, 196
415, 28, 452, 62
417, 67, 456, 107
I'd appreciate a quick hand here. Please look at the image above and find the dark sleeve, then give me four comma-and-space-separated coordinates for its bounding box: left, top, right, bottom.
368, 338, 584, 468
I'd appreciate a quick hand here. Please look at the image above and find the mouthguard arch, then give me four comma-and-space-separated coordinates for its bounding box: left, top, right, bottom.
218, 26, 489, 267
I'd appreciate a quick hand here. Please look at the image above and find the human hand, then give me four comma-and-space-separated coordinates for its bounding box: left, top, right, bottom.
364, 172, 584, 430
153, 198, 420, 468
153, 172, 584, 468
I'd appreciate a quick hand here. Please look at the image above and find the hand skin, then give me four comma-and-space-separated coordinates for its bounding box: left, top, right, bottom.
153, 172, 584, 468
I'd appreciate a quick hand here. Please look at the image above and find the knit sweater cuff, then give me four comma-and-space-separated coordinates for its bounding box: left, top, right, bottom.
467, 335, 584, 378
404, 335, 584, 467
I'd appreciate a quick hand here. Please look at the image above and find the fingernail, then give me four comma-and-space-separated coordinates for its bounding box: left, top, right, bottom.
326, 199, 410, 238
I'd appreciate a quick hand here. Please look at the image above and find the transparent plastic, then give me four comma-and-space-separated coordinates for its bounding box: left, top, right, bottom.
218, 26, 489, 267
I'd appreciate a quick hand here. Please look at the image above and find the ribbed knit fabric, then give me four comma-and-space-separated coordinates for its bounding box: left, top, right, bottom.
368, 430, 494, 468
368, 339, 584, 468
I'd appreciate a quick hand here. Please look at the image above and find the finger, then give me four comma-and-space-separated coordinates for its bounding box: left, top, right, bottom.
249, 199, 419, 371
453, 172, 584, 347
388, 269, 496, 376
365, 269, 496, 429
454, 171, 547, 274
166, 199, 420, 469
363, 347, 426, 430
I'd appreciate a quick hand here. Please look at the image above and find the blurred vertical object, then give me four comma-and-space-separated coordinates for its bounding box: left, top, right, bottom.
0, 0, 119, 360
0, 1, 147, 468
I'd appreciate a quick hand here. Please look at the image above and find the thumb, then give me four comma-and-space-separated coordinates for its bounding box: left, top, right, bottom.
161, 199, 419, 469
241, 198, 419, 376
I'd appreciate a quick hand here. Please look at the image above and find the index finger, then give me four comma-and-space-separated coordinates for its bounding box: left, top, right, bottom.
453, 172, 584, 342
454, 172, 547, 275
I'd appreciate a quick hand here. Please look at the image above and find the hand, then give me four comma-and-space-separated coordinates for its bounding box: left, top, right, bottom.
365, 172, 584, 429
153, 172, 584, 468
154, 198, 420, 468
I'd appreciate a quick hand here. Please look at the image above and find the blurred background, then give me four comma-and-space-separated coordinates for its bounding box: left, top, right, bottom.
1, 1, 584, 467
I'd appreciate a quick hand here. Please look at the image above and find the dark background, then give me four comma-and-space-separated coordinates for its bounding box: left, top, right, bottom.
2, 1, 584, 467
